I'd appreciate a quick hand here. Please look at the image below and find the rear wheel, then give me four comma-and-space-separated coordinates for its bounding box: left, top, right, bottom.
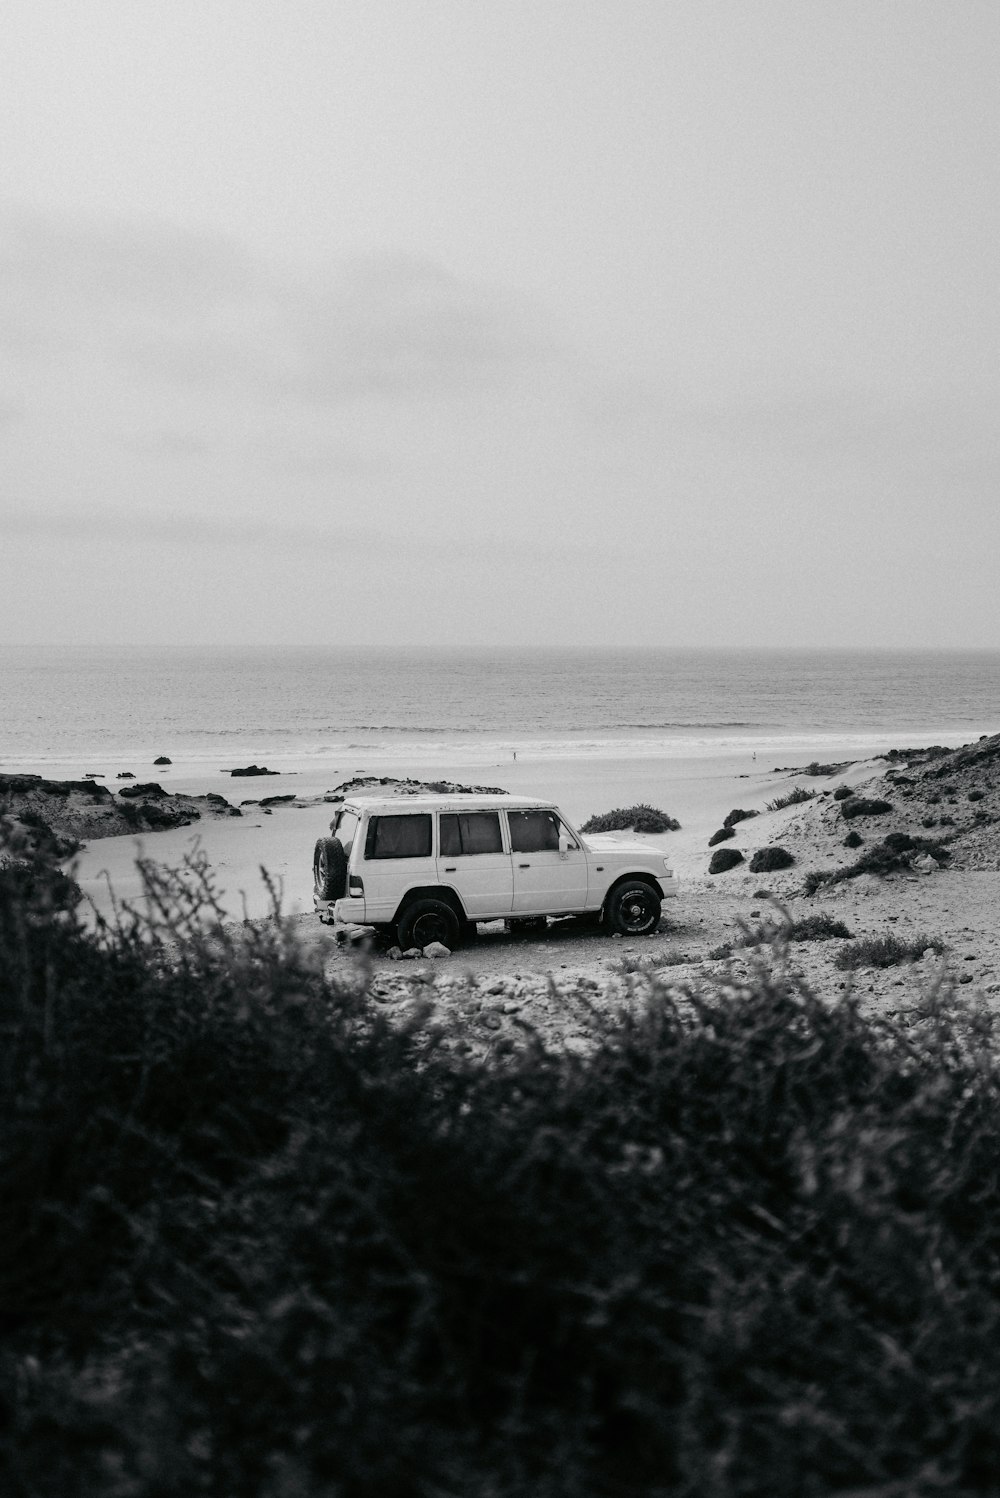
313, 838, 347, 901
604, 880, 661, 937
397, 898, 461, 952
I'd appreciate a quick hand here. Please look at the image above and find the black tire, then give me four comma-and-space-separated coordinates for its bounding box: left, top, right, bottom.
604, 880, 662, 937
397, 898, 461, 952
313, 838, 348, 901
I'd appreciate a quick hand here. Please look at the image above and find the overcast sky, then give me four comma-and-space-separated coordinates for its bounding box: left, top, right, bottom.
2, 1, 998, 648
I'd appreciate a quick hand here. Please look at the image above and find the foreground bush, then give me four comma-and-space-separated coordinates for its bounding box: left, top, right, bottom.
5, 853, 1000, 1495
580, 803, 681, 834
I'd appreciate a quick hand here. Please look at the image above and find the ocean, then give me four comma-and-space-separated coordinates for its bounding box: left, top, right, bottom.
3, 645, 1000, 775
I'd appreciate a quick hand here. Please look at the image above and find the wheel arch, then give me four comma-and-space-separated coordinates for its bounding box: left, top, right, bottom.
391, 884, 467, 926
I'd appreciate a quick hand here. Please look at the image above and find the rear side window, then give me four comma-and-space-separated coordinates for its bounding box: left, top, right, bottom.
332, 809, 360, 856
365, 814, 432, 860
508, 809, 561, 853
439, 811, 503, 857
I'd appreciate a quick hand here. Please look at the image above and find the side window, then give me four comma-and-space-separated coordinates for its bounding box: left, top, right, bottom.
440, 812, 503, 857
365, 814, 432, 860
558, 819, 580, 850
333, 809, 360, 857
508, 809, 561, 854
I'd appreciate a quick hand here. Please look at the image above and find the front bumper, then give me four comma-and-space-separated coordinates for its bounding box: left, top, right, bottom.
658, 875, 679, 900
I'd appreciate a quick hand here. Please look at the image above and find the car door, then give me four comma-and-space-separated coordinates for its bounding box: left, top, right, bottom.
436, 809, 513, 918
507, 808, 589, 914
360, 812, 436, 922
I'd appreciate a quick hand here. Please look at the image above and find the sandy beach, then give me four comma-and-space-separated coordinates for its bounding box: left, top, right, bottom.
25, 732, 927, 923
1, 730, 989, 1051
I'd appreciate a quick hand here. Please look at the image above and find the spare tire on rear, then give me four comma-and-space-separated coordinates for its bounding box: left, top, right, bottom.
313, 837, 348, 900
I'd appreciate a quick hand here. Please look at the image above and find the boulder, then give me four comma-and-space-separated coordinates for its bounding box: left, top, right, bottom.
423, 941, 451, 959
117, 772, 136, 779
153, 756, 172, 765
117, 782, 168, 799
228, 765, 279, 777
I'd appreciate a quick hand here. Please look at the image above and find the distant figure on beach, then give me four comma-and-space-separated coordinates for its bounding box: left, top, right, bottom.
513, 750, 517, 762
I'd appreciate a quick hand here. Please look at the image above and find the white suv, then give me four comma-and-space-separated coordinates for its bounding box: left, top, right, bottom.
313, 793, 678, 949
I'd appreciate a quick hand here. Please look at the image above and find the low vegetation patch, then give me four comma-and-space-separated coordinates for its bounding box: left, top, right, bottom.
833, 785, 854, 801
843, 829, 864, 848
580, 803, 681, 834
743, 911, 854, 946
748, 846, 795, 873
803, 834, 952, 895
6, 846, 1000, 1497
835, 932, 946, 971
708, 826, 735, 846
764, 786, 815, 812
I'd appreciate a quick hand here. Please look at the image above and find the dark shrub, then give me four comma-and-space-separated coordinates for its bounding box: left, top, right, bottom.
748, 847, 794, 873
833, 785, 854, 801
844, 830, 863, 848
723, 808, 758, 829
708, 847, 744, 874
708, 826, 735, 846
841, 798, 893, 820
969, 789, 986, 802
580, 804, 681, 834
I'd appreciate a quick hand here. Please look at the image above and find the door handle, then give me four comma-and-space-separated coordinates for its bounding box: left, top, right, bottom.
444, 866, 456, 872
518, 863, 530, 869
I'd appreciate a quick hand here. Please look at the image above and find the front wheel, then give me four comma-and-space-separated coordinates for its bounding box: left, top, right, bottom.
604, 881, 662, 937
397, 898, 461, 952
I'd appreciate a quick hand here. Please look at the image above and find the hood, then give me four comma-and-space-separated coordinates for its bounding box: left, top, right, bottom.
581, 832, 662, 859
